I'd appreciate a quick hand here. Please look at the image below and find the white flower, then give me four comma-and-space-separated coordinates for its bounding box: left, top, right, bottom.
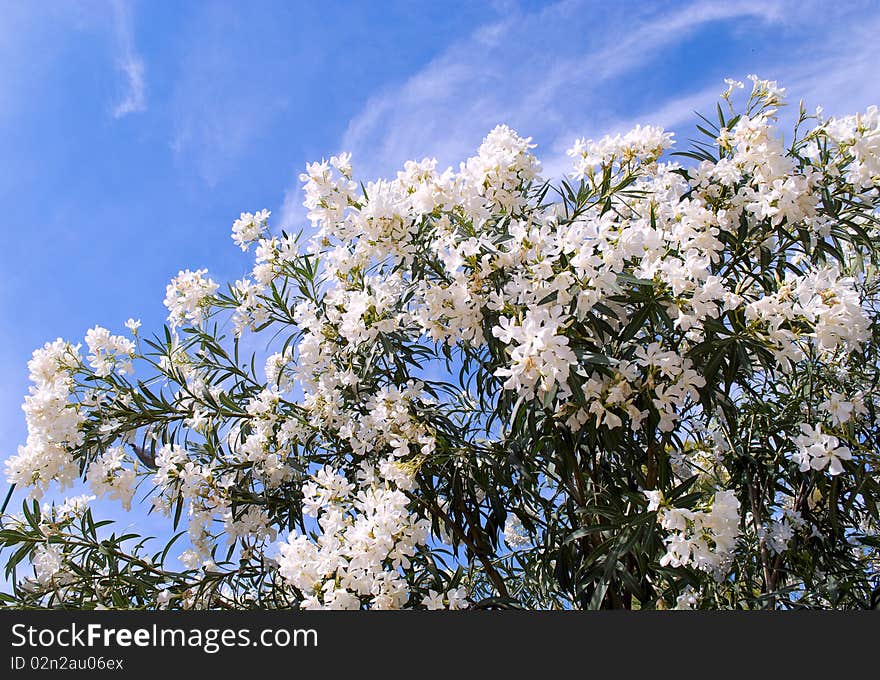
86, 446, 137, 510
32, 543, 65, 586
820, 392, 855, 426
275, 457, 432, 610
493, 306, 577, 400
156, 589, 172, 609
568, 124, 674, 179
423, 590, 446, 610
759, 509, 806, 555
644, 489, 663, 512
446, 587, 469, 610
503, 514, 531, 548
231, 209, 270, 250
792, 424, 852, 476
721, 78, 744, 99
163, 269, 219, 329
42, 494, 95, 524
655, 490, 740, 579
84, 326, 136, 377
673, 586, 698, 610
5, 339, 84, 498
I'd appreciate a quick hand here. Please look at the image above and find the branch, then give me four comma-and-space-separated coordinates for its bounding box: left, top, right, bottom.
747, 479, 775, 609
410, 493, 511, 600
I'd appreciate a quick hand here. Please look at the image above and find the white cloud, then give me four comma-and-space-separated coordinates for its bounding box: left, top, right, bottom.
336, 0, 790, 180
113, 56, 146, 118
110, 0, 146, 118
271, 0, 880, 240
318, 0, 880, 192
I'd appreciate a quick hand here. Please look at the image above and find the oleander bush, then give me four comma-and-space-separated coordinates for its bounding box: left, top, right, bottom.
2, 76, 879, 609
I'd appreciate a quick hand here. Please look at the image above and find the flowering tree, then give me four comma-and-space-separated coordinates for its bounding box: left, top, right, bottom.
3, 77, 879, 610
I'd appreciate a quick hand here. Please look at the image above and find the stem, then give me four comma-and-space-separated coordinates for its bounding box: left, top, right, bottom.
747, 479, 775, 609
1, 484, 15, 514
412, 494, 510, 600
646, 436, 659, 491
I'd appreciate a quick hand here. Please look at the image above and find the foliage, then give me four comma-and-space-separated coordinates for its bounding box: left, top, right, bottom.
3, 76, 879, 610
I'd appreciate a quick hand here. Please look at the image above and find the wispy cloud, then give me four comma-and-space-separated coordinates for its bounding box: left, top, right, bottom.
275, 0, 798, 227
320, 0, 880, 193
336, 0, 788, 178
110, 0, 146, 118
780, 14, 880, 117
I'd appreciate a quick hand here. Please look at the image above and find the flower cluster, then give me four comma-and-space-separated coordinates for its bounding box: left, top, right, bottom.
758, 508, 808, 555
647, 489, 741, 578
492, 306, 577, 399
163, 268, 219, 329
231, 209, 271, 251
86, 446, 137, 510
820, 105, 880, 189
745, 266, 870, 363
84, 326, 136, 377
4, 340, 84, 498
31, 543, 66, 587
567, 124, 674, 179
276, 459, 437, 609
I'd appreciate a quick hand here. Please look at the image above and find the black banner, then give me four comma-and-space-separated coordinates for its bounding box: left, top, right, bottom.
1, 611, 876, 675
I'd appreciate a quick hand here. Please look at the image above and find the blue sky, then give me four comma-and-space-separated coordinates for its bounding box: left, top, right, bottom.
2, 0, 880, 548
